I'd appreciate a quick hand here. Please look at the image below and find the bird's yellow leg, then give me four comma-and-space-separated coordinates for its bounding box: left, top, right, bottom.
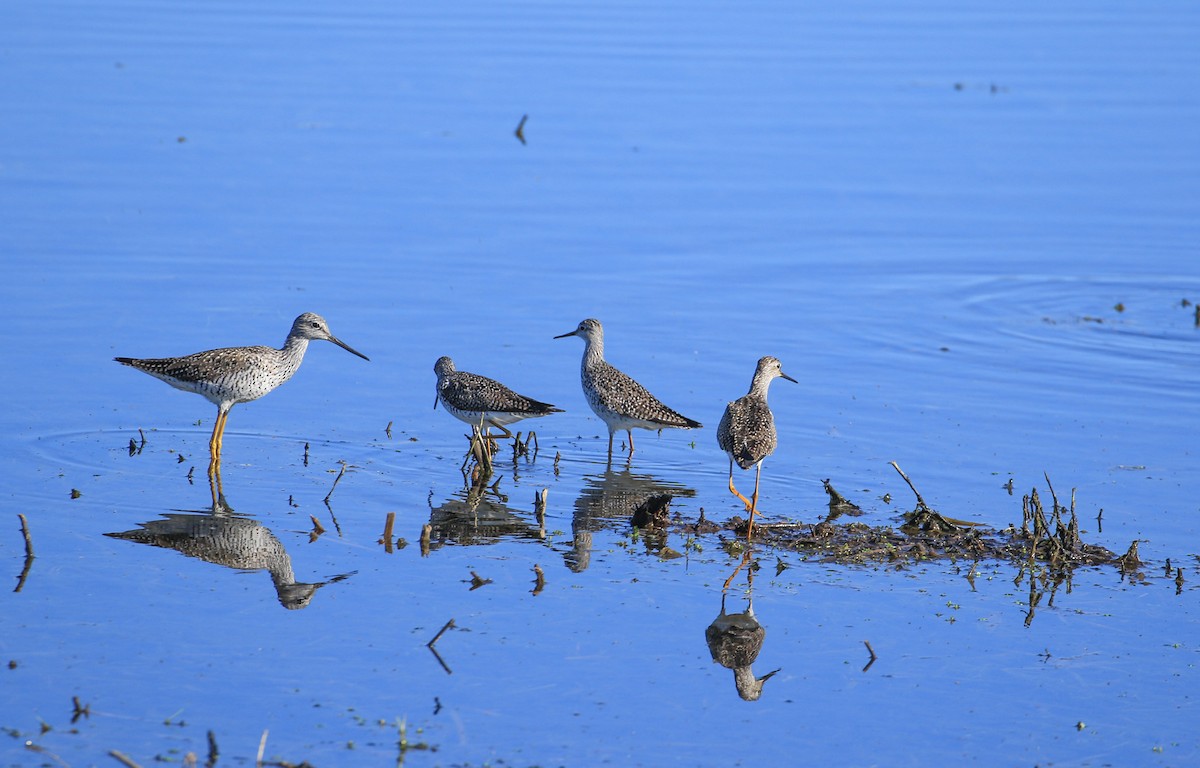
626, 429, 635, 455
208, 409, 227, 460
727, 460, 754, 511
482, 421, 514, 440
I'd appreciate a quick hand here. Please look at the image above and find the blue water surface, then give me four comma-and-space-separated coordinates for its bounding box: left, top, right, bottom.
1, 1, 1198, 766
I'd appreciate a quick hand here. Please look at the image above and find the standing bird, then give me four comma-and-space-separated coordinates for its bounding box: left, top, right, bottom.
115, 312, 369, 464
716, 356, 796, 537
433, 356, 563, 438
554, 318, 701, 457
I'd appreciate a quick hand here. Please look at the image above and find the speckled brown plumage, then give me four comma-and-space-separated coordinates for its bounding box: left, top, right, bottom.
115, 312, 368, 461
434, 356, 562, 434
717, 356, 795, 537
555, 318, 701, 456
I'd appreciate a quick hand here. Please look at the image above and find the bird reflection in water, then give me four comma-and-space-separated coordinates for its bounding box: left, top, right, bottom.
566, 464, 696, 572
426, 474, 548, 550
706, 552, 780, 701
105, 469, 348, 610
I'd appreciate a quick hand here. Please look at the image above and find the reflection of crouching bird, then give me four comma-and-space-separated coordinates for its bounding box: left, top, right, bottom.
706, 592, 780, 701
434, 356, 562, 439
106, 511, 336, 610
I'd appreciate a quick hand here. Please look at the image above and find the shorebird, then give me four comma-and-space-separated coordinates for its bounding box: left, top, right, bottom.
554, 318, 701, 457
433, 356, 562, 438
115, 312, 368, 464
716, 356, 795, 537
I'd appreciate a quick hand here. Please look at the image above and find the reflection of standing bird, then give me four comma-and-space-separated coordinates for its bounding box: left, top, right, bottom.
706, 593, 779, 701
554, 318, 701, 457
433, 356, 562, 438
106, 509, 328, 610
115, 313, 368, 463
717, 356, 795, 537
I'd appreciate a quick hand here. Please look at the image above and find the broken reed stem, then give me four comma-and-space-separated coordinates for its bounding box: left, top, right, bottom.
428, 618, 456, 648
532, 564, 545, 595
888, 461, 928, 510
255, 729, 268, 768
323, 461, 348, 503
18, 514, 33, 558
205, 731, 218, 768
381, 512, 396, 553
109, 750, 142, 768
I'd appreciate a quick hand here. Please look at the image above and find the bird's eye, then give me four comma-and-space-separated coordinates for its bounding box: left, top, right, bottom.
310, 321, 320, 329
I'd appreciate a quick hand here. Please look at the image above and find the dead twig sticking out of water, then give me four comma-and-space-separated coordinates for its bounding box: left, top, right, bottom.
1117, 540, 1142, 573
16, 514, 35, 590
862, 640, 878, 672
511, 430, 540, 460
380, 512, 395, 552
1176, 568, 1185, 595
534, 488, 548, 536
109, 750, 143, 768
889, 461, 929, 511
532, 564, 545, 595
822, 479, 863, 521
128, 428, 147, 456
428, 619, 455, 648
420, 523, 432, 557
308, 515, 325, 544
255, 729, 268, 768
385, 420, 393, 439
427, 618, 456, 675
395, 716, 434, 762
890, 462, 971, 534
302, 442, 309, 467
323, 461, 348, 504
553, 451, 561, 476
468, 571, 492, 590
205, 731, 218, 768
514, 113, 528, 144
71, 696, 90, 722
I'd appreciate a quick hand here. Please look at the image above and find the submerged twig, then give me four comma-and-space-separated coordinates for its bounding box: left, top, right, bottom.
108, 750, 142, 768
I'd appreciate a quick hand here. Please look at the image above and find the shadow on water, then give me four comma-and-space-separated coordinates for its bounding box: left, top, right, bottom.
104, 470, 352, 610
706, 552, 780, 701
565, 460, 697, 572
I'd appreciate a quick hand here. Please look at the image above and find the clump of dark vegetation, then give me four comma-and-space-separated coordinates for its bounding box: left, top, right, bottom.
700, 463, 1156, 577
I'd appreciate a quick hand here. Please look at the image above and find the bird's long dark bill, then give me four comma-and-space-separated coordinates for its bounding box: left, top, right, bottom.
432, 391, 439, 410
781, 372, 798, 383
331, 336, 370, 361
552, 330, 575, 339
